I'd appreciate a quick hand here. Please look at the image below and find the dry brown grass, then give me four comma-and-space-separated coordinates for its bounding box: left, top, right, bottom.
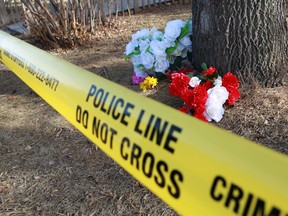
0, 3, 287, 215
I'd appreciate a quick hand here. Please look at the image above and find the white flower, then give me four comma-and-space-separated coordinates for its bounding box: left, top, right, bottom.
207, 85, 229, 105
149, 40, 166, 57
213, 76, 222, 86
152, 30, 164, 41
125, 40, 137, 55
132, 28, 150, 41
204, 97, 225, 122
164, 19, 186, 41
141, 51, 155, 70
179, 35, 192, 47
130, 55, 141, 66
189, 77, 201, 87
154, 56, 170, 73
134, 67, 148, 78
163, 37, 176, 48
139, 38, 150, 52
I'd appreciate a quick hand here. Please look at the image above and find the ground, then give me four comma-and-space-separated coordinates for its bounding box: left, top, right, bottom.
0, 3, 288, 215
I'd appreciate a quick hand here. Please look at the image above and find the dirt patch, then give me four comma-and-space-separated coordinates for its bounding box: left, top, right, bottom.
0, 3, 288, 215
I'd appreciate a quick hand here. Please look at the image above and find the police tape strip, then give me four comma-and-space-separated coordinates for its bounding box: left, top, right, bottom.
0, 30, 288, 215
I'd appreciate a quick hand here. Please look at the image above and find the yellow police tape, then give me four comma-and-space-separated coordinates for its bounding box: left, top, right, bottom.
0, 30, 288, 215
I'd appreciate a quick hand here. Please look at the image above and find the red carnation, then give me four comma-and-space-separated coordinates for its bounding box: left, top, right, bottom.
203, 66, 216, 76
193, 109, 208, 122
226, 88, 241, 106
169, 73, 191, 98
201, 80, 213, 91
222, 72, 240, 105
183, 85, 208, 116
222, 72, 239, 89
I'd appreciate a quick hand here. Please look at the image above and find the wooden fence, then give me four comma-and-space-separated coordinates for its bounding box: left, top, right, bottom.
0, 0, 24, 27
0, 0, 192, 27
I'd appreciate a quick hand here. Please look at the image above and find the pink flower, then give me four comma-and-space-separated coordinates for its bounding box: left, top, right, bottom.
132, 72, 145, 85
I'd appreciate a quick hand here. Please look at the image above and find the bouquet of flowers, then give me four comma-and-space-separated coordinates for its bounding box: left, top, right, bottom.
125, 18, 192, 85
168, 64, 240, 122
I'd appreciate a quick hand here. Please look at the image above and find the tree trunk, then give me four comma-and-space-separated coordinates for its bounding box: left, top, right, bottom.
192, 0, 288, 87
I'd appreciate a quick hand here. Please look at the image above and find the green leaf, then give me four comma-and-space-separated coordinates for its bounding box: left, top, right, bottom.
166, 41, 179, 55
179, 18, 191, 39
201, 63, 208, 71
179, 27, 190, 39
198, 73, 207, 81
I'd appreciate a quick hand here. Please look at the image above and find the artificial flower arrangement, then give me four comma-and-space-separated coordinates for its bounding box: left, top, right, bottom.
125, 18, 192, 87
168, 64, 240, 122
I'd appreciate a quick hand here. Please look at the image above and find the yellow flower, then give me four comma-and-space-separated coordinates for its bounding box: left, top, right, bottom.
140, 76, 158, 92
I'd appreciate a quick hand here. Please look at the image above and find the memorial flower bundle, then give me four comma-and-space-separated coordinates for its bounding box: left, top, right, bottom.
125, 18, 192, 85
168, 64, 240, 122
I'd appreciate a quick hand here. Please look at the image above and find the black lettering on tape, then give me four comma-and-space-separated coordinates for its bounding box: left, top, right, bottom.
92, 116, 117, 149
154, 160, 168, 188
149, 118, 168, 146
120, 137, 129, 160
86, 84, 97, 102
121, 102, 134, 126
225, 183, 243, 213
130, 143, 142, 170
210, 176, 284, 216
76, 105, 89, 129
86, 85, 134, 127
168, 170, 183, 199
164, 125, 182, 154
211, 176, 226, 201
242, 194, 253, 216
142, 152, 154, 178
252, 199, 280, 216
134, 109, 182, 154
118, 138, 183, 199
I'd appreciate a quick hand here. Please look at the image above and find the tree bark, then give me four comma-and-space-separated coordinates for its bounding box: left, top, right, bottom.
192, 0, 288, 87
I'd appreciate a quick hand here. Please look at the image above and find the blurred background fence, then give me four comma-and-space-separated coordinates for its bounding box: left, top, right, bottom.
0, 0, 191, 27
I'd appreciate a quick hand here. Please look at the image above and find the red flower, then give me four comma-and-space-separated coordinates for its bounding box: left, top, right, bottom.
193, 109, 208, 122
226, 88, 240, 106
203, 66, 216, 76
201, 80, 213, 91
168, 73, 191, 98
166, 68, 193, 81
183, 85, 208, 117
222, 72, 239, 89
222, 72, 240, 105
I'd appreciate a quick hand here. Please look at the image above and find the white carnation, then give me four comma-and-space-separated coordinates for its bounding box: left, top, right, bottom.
141, 51, 155, 70
189, 77, 201, 87
154, 56, 170, 73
